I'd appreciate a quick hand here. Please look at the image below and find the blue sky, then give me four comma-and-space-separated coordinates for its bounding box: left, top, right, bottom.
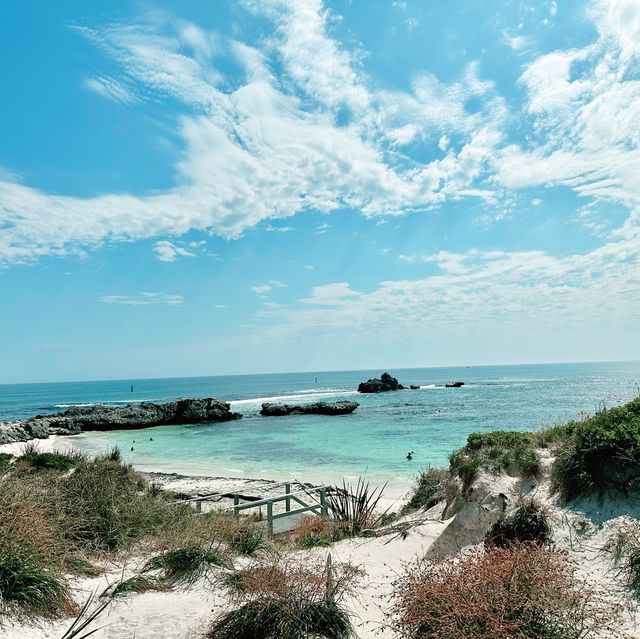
1, 0, 639, 383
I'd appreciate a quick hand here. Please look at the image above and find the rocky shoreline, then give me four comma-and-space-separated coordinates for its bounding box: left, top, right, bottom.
260, 400, 359, 416
0, 398, 241, 445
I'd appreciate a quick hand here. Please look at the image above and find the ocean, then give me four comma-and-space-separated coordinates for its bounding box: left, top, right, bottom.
1, 361, 639, 490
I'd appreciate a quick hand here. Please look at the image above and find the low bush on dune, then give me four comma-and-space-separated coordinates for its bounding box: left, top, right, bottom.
18, 443, 87, 472
108, 575, 168, 598
144, 544, 230, 586
210, 557, 360, 639
405, 467, 452, 512
0, 544, 74, 620
485, 499, 552, 548
605, 520, 640, 595
0, 452, 13, 474
449, 431, 541, 488
552, 397, 640, 499
59, 459, 182, 551
290, 515, 344, 548
392, 543, 620, 639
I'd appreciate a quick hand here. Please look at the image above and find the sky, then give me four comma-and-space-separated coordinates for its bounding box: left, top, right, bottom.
1, 0, 639, 383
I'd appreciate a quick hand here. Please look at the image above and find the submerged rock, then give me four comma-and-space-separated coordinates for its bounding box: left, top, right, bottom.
445, 381, 465, 388
0, 398, 242, 443
260, 401, 359, 416
357, 372, 403, 393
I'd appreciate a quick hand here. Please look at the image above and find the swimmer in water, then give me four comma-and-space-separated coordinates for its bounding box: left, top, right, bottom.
406, 451, 413, 461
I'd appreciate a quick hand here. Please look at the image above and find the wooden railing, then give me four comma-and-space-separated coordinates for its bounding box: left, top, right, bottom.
186, 482, 329, 535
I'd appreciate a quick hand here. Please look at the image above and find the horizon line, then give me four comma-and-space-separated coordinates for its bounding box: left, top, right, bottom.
1, 357, 639, 388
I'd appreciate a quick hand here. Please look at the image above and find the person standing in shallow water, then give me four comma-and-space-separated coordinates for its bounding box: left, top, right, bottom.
406, 451, 413, 461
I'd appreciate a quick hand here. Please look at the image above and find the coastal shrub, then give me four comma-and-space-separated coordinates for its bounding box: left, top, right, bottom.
405, 467, 452, 511
485, 500, 552, 548
604, 521, 640, 595
229, 522, 271, 556
0, 544, 72, 619
449, 430, 541, 488
209, 557, 359, 639
326, 478, 388, 536
0, 452, 13, 474
108, 575, 168, 598
290, 515, 343, 548
59, 459, 175, 550
144, 544, 230, 586
18, 445, 87, 472
552, 397, 640, 499
391, 543, 620, 639
64, 556, 102, 578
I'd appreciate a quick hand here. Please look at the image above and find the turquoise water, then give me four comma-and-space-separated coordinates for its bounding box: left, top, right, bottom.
1, 362, 639, 488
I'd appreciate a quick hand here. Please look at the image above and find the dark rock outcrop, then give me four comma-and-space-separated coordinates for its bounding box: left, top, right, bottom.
410, 384, 420, 390
357, 372, 403, 393
445, 381, 465, 388
260, 401, 359, 416
0, 398, 241, 444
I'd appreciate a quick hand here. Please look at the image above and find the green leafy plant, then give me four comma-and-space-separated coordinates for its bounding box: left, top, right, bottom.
326, 478, 387, 536
485, 500, 552, 548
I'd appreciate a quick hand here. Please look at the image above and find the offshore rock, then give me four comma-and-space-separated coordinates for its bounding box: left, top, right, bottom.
0, 398, 241, 443
357, 372, 402, 393
445, 381, 465, 388
260, 401, 359, 416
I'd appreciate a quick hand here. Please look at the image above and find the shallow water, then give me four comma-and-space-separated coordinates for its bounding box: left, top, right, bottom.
1, 362, 639, 486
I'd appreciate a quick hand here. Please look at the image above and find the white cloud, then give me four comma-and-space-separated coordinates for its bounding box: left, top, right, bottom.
153, 240, 196, 262
100, 292, 185, 305
250, 280, 288, 296
84, 75, 139, 104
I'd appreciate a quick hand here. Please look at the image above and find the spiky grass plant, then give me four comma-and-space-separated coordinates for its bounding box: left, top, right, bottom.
605, 521, 640, 595
0, 545, 73, 619
209, 557, 359, 639
108, 575, 168, 598
326, 478, 387, 536
229, 522, 271, 556
144, 544, 230, 586
58, 595, 111, 639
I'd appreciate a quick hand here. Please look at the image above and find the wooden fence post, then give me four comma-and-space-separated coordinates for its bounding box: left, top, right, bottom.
326, 552, 334, 600
266, 501, 274, 536
233, 494, 240, 516
320, 489, 328, 517
285, 483, 291, 512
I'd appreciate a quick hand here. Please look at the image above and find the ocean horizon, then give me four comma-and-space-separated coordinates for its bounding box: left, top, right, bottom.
2, 360, 639, 490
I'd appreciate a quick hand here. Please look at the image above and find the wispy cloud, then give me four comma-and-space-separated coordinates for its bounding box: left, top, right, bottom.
250, 280, 288, 297
153, 240, 196, 262
100, 292, 185, 305
84, 75, 139, 104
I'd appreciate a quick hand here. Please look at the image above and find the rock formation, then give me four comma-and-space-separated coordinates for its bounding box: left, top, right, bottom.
0, 398, 241, 445
260, 401, 359, 416
357, 372, 403, 393
445, 381, 465, 388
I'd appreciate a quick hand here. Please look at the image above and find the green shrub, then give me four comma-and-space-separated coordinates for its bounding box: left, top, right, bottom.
0, 545, 71, 619
485, 500, 552, 548
109, 576, 168, 598
449, 430, 541, 488
405, 468, 451, 511
229, 524, 270, 556
210, 557, 359, 639
19, 446, 86, 471
144, 545, 230, 585
208, 598, 353, 639
553, 398, 640, 499
327, 478, 388, 536
0, 452, 13, 474
60, 459, 174, 550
